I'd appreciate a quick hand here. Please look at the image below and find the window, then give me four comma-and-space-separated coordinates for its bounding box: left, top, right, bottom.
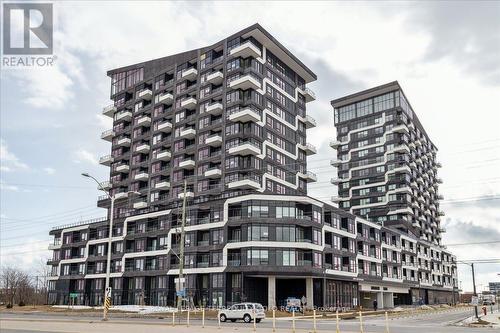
247, 225, 268, 241
247, 249, 269, 265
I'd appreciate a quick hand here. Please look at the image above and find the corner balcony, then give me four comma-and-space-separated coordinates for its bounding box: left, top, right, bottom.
204, 167, 222, 178
229, 41, 262, 59
115, 164, 130, 173
101, 129, 115, 142
436, 177, 443, 184
298, 143, 317, 155
227, 177, 260, 190
392, 124, 409, 134
330, 176, 348, 185
134, 172, 149, 181
155, 150, 171, 161
157, 120, 172, 133
438, 210, 445, 216
393, 144, 410, 153
115, 110, 132, 122
99, 181, 112, 190
300, 87, 316, 103
138, 89, 152, 101
330, 158, 343, 167
179, 128, 196, 139
304, 115, 316, 129
116, 137, 131, 147
136, 116, 151, 127
135, 143, 150, 153
329, 140, 341, 149
437, 194, 444, 200
181, 97, 197, 110
133, 199, 148, 209
155, 181, 170, 190
228, 108, 260, 123
99, 155, 114, 166
181, 68, 198, 81
102, 104, 117, 117
330, 196, 342, 203
205, 102, 223, 116
179, 159, 196, 169
204, 134, 222, 147
206, 71, 224, 85
158, 92, 173, 105
114, 191, 130, 200
298, 171, 317, 183
178, 191, 195, 199
436, 162, 442, 168
228, 142, 261, 156
229, 74, 262, 91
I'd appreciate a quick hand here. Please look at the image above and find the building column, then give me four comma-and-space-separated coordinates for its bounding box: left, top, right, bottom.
306, 277, 314, 310
377, 292, 384, 310
268, 276, 276, 309
383, 292, 394, 308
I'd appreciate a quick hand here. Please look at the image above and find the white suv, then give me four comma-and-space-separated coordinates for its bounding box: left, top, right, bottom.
219, 303, 266, 323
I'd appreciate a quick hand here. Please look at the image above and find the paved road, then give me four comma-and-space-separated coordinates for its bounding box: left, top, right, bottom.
0, 307, 497, 333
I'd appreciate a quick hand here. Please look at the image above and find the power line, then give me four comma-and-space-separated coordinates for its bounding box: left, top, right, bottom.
445, 240, 500, 247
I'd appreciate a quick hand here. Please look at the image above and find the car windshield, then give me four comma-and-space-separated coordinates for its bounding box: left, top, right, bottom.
254, 304, 263, 310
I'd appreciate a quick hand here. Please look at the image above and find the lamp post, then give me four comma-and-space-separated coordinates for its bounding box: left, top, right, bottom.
82, 173, 138, 320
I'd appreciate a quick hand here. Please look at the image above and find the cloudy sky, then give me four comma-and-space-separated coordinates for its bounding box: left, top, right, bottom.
1, 1, 499, 292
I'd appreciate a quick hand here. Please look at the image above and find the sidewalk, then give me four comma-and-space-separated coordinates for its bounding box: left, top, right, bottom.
481, 310, 500, 326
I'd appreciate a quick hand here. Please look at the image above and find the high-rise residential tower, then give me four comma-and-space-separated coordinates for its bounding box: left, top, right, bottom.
330, 81, 444, 246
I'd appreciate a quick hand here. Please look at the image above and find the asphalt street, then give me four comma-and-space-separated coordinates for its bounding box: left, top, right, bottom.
0, 307, 497, 333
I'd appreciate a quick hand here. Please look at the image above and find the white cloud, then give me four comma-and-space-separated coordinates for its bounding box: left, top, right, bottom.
43, 167, 56, 175
0, 139, 29, 172
0, 181, 19, 192
72, 149, 98, 165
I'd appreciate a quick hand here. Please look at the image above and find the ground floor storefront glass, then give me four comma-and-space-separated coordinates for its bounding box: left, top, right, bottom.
324, 280, 358, 309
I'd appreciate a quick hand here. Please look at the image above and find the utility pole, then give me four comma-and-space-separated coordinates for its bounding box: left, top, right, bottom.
471, 263, 479, 319
177, 179, 188, 313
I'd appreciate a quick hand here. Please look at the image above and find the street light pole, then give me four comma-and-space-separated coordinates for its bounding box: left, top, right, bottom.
82, 173, 114, 321
471, 263, 479, 319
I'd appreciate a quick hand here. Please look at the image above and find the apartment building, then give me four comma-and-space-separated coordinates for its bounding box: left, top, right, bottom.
330, 82, 444, 246
46, 26, 457, 308
47, 194, 457, 307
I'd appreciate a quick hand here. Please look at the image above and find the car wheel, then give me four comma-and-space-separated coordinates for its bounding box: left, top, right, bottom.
243, 314, 251, 323
220, 314, 227, 322
256, 319, 261, 323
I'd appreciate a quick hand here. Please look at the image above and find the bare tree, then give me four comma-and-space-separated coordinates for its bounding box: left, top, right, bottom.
0, 267, 25, 306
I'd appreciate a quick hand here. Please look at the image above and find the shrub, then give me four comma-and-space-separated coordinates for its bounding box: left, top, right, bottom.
6, 303, 13, 309
18, 301, 25, 307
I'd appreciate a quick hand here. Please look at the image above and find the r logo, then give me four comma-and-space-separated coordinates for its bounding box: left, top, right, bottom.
2, 3, 53, 55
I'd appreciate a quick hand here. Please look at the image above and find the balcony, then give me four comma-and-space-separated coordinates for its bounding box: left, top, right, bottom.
436, 162, 442, 168
205, 134, 222, 147
330, 140, 341, 149
181, 97, 197, 110
300, 87, 316, 103
204, 167, 222, 178
157, 121, 172, 132
438, 210, 445, 216
138, 89, 152, 100
116, 110, 132, 121
135, 143, 150, 153
101, 129, 115, 141
155, 150, 171, 161
134, 172, 149, 181
298, 143, 317, 155
116, 164, 130, 173
178, 191, 194, 199
102, 104, 117, 117
179, 128, 196, 139
331, 196, 342, 203
228, 108, 261, 123
298, 171, 317, 183
436, 177, 443, 184
304, 115, 316, 129
99, 181, 111, 190
228, 142, 261, 156
114, 191, 130, 200
437, 194, 444, 200
205, 102, 223, 115
181, 68, 198, 81
392, 124, 409, 134
155, 181, 170, 190
229, 74, 261, 90
116, 137, 131, 147
133, 200, 148, 209
99, 155, 114, 166
179, 159, 196, 169
330, 177, 347, 185
206, 71, 224, 85
158, 92, 173, 105
137, 116, 151, 127
393, 144, 410, 153
330, 158, 343, 167
227, 177, 261, 190
229, 41, 261, 58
